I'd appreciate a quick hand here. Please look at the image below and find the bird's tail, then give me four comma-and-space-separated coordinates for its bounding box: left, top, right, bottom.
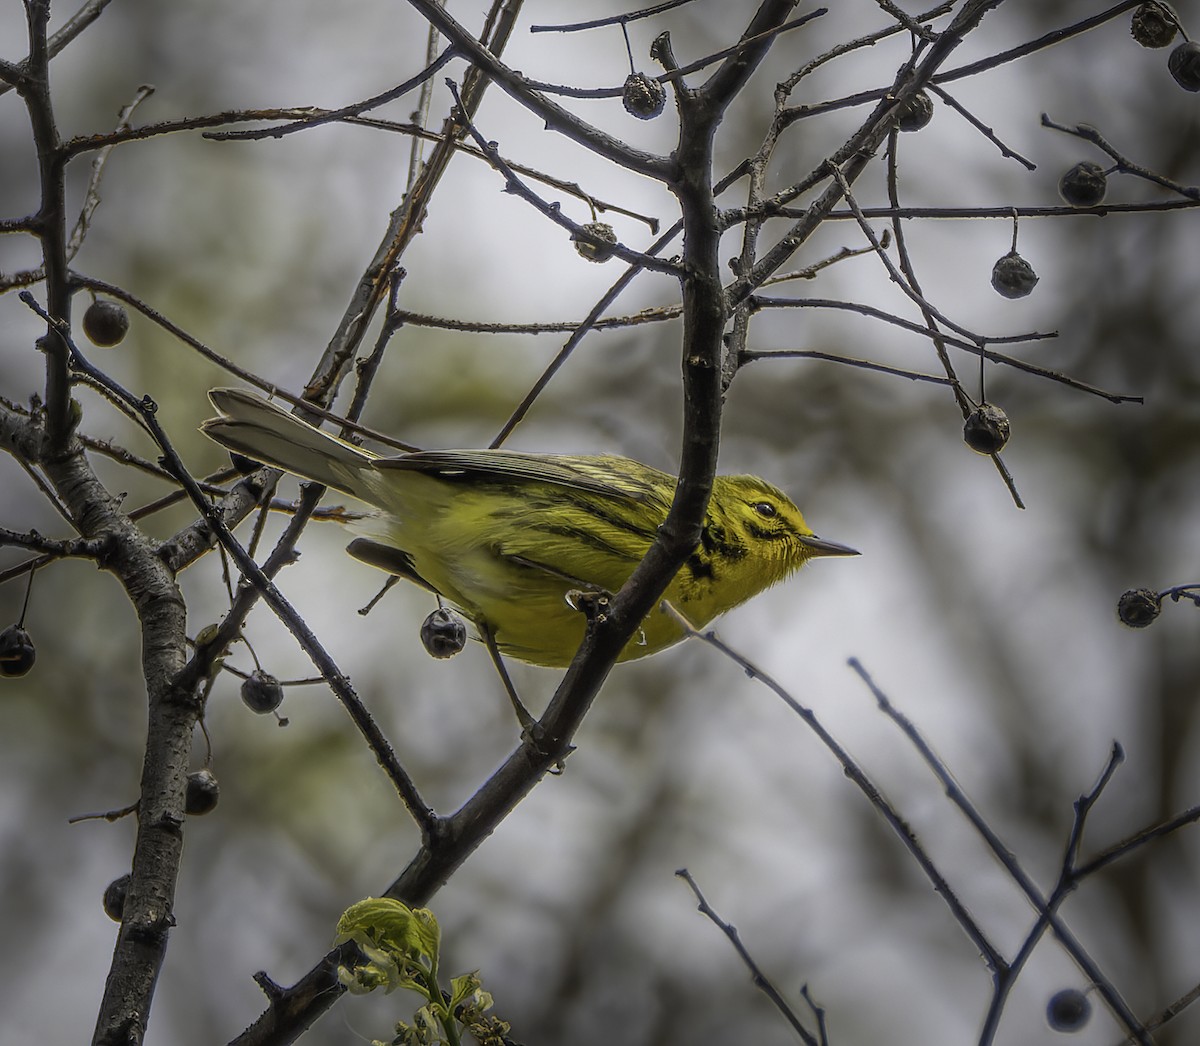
202, 388, 376, 500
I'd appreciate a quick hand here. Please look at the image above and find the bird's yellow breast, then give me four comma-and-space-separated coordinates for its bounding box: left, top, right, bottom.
360, 471, 813, 667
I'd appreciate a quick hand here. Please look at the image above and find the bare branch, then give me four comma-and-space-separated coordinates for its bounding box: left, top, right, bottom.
403, 0, 673, 181
1042, 113, 1200, 201
852, 659, 1153, 1046
677, 868, 823, 1046
0, 525, 109, 560
667, 617, 1006, 973
0, 0, 115, 99
530, 0, 700, 34
207, 47, 458, 144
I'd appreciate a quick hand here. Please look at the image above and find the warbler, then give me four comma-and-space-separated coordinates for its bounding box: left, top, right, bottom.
202, 388, 857, 673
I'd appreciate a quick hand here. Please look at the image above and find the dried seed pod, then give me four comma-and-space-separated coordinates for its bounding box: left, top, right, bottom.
1117, 587, 1162, 628
240, 670, 284, 714
1168, 40, 1200, 91
1131, 2, 1179, 47
896, 89, 934, 131
990, 251, 1039, 299
185, 768, 221, 815
420, 607, 467, 659
0, 624, 35, 677
82, 299, 130, 347
574, 221, 618, 263
103, 873, 131, 922
963, 403, 1011, 455
622, 72, 666, 119
1058, 161, 1108, 207
1046, 988, 1091, 1032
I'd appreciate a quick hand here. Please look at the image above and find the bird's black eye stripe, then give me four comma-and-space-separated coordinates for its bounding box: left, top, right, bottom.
753, 501, 777, 519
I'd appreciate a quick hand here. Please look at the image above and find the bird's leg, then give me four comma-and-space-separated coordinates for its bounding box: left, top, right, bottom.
659, 599, 701, 638
481, 625, 539, 736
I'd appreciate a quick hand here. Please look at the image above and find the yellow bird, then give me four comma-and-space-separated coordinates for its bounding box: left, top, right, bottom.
202, 389, 857, 713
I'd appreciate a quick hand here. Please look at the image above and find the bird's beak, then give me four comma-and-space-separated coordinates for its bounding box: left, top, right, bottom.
798, 534, 860, 557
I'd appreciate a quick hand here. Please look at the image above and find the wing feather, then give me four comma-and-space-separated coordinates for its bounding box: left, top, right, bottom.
373, 450, 666, 503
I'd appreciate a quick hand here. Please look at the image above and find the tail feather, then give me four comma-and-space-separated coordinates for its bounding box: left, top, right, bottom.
202, 388, 376, 499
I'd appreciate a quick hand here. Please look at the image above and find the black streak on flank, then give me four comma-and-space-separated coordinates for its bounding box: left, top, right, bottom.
687, 552, 714, 581
701, 521, 747, 560
527, 521, 641, 561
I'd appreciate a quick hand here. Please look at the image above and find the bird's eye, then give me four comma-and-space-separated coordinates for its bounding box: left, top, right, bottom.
753, 501, 777, 519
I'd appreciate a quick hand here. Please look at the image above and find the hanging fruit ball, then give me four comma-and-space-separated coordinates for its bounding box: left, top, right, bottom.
896, 89, 934, 131
82, 299, 130, 347
103, 873, 131, 922
1046, 988, 1091, 1033
990, 251, 1039, 299
420, 607, 468, 659
1117, 588, 1162, 628
185, 768, 221, 815
622, 72, 666, 119
1168, 41, 1200, 91
963, 403, 1011, 455
0, 624, 35, 677
574, 221, 618, 263
240, 670, 284, 714
1058, 161, 1108, 207
1131, 2, 1179, 47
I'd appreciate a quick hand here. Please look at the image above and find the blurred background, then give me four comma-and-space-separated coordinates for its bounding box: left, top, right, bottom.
1, 1, 1199, 1044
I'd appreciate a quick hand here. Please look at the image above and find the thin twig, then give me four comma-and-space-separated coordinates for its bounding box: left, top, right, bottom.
530, 0, 699, 33
55, 105, 661, 234
781, 1, 1145, 124
756, 242, 881, 283
207, 47, 458, 143
663, 609, 1006, 974
350, 115, 661, 229
0, 0, 115, 99
0, 526, 109, 560
67, 84, 155, 259
1064, 742, 1125, 875
777, 1, 954, 100
749, 296, 1140, 405
394, 305, 678, 335
346, 269, 407, 427
741, 348, 956, 386
928, 83, 1036, 170
405, 15, 443, 192
827, 162, 993, 360
1117, 982, 1200, 1043
67, 273, 421, 453
977, 743, 1126, 1046
444, 79, 684, 277
15, 458, 74, 526
1041, 113, 1200, 201
403, 0, 673, 182
18, 290, 437, 836
751, 294, 1054, 347
676, 868, 821, 1046
1073, 802, 1200, 882
731, 196, 1200, 227
874, 0, 938, 41
489, 157, 754, 447
850, 659, 1152, 1046
881, 126, 1024, 508
524, 10, 828, 97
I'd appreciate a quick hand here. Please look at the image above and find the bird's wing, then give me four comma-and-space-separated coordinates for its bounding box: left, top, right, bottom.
372, 449, 664, 503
